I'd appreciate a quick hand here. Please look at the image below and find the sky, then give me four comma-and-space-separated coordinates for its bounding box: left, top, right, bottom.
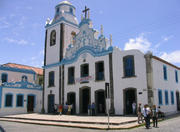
0, 0, 180, 67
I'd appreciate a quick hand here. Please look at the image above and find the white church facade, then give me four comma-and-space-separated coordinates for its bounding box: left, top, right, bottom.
43, 1, 180, 115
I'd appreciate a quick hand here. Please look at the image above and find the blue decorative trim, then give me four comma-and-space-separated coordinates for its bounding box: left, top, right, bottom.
171, 91, 174, 105
33, 74, 36, 81
27, 94, 36, 108
55, 3, 76, 10
1, 81, 42, 91
79, 18, 91, 27
45, 16, 78, 29
4, 93, 13, 108
0, 66, 35, 75
0, 86, 2, 108
43, 46, 113, 69
158, 89, 163, 105
16, 94, 24, 107
165, 90, 169, 105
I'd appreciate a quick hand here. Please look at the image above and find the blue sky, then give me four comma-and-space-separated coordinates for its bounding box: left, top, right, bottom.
0, 0, 180, 67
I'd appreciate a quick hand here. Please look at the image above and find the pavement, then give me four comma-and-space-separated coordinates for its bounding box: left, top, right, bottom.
0, 113, 140, 130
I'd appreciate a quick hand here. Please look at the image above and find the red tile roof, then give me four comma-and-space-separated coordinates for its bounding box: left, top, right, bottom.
3, 63, 43, 75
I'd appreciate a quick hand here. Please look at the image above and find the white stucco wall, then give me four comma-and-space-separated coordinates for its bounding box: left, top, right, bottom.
152, 58, 180, 115
0, 88, 42, 116
113, 48, 148, 115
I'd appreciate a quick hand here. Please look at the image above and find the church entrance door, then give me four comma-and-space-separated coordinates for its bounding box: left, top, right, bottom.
124, 88, 137, 115
80, 87, 90, 114
27, 95, 35, 113
67, 92, 76, 114
176, 92, 180, 111
95, 90, 105, 114
48, 94, 55, 114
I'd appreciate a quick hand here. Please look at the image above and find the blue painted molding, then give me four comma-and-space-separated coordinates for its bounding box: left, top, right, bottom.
16, 94, 24, 107
43, 46, 113, 69
0, 65, 36, 75
27, 94, 36, 108
4, 93, 13, 108
1, 81, 42, 91
0, 86, 2, 108
45, 16, 78, 29
79, 18, 91, 27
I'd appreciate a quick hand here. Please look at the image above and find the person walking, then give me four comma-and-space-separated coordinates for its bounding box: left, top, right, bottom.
137, 103, 144, 124
152, 105, 158, 128
143, 104, 151, 129
59, 104, 63, 116
91, 102, 95, 116
132, 101, 136, 115
88, 103, 91, 116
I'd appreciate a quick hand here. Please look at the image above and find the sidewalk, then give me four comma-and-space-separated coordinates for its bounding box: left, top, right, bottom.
0, 113, 140, 130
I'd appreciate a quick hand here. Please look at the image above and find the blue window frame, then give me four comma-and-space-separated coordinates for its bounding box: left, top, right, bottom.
123, 56, 135, 77
16, 94, 24, 107
165, 90, 169, 105
1, 73, 8, 83
163, 65, 167, 80
175, 70, 178, 83
48, 71, 55, 87
5, 93, 13, 107
171, 91, 174, 105
158, 89, 163, 105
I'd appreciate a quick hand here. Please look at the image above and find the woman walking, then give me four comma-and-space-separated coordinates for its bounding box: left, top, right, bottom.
152, 105, 158, 128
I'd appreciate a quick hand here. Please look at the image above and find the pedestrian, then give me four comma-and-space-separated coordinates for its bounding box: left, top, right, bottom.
152, 105, 158, 128
137, 103, 144, 124
91, 102, 95, 116
59, 104, 63, 116
143, 104, 151, 129
67, 104, 72, 115
132, 101, 136, 115
64, 102, 68, 114
88, 103, 91, 116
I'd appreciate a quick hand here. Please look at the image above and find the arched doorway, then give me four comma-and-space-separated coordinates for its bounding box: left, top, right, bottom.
79, 87, 91, 114
95, 90, 106, 114
67, 92, 76, 114
123, 88, 137, 115
176, 91, 180, 111
48, 94, 55, 114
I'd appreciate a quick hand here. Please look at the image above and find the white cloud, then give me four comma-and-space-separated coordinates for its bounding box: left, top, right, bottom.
5, 37, 28, 45
39, 50, 44, 55
0, 17, 10, 29
124, 34, 151, 53
160, 50, 180, 64
154, 35, 173, 49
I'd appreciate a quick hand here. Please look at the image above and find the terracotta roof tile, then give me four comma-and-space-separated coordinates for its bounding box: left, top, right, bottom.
3, 63, 43, 75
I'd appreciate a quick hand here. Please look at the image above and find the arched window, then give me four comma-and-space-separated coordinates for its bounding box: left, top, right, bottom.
1, 73, 8, 83
50, 30, 56, 46
70, 8, 73, 14
71, 31, 76, 44
123, 55, 135, 77
22, 75, 28, 82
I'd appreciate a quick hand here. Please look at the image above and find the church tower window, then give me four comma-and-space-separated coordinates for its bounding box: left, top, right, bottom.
50, 30, 56, 46
22, 75, 28, 82
71, 31, 76, 44
95, 61, 104, 81
68, 67, 75, 84
70, 8, 73, 14
48, 71, 55, 87
123, 55, 135, 77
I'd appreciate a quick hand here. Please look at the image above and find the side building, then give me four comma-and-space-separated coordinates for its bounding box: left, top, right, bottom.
0, 63, 43, 116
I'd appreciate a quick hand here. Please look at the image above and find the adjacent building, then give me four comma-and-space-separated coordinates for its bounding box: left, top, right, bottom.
0, 63, 43, 116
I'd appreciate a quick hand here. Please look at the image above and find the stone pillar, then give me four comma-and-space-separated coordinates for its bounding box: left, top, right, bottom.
144, 52, 154, 106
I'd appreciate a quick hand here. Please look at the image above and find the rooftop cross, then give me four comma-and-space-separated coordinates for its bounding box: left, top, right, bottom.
82, 6, 90, 19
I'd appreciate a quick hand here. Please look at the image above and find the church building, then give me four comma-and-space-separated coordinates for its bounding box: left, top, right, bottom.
43, 1, 180, 115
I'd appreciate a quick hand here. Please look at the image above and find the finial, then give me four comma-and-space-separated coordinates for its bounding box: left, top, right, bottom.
100, 25, 103, 35
81, 14, 83, 20
46, 18, 50, 25
110, 34, 112, 46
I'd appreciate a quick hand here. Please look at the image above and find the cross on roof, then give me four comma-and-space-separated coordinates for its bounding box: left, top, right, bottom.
82, 6, 90, 19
